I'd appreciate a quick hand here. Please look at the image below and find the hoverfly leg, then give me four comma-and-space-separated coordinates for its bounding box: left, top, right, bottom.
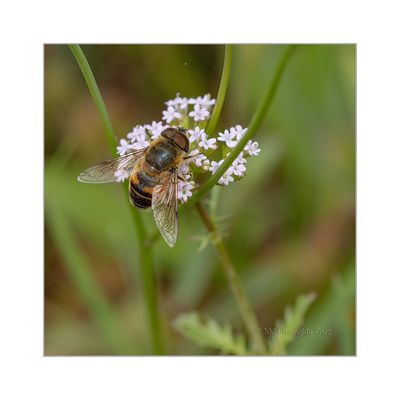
177, 169, 192, 183
183, 153, 205, 161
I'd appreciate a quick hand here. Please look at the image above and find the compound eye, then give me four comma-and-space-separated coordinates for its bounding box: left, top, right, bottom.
161, 128, 177, 140
173, 132, 189, 153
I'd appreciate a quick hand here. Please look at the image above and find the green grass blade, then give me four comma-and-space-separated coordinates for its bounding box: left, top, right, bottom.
68, 44, 165, 354
187, 45, 297, 207
68, 44, 118, 152
206, 45, 233, 135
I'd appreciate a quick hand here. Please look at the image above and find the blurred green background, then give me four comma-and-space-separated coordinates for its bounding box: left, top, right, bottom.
44, 44, 355, 355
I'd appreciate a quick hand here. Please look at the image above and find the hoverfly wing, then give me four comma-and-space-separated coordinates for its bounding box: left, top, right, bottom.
152, 170, 178, 247
77, 149, 145, 184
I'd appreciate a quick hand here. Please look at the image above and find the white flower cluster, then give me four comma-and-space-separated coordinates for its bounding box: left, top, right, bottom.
114, 94, 261, 202
117, 122, 168, 156
163, 93, 215, 123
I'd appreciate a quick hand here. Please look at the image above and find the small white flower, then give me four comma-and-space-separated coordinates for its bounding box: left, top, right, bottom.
186, 149, 208, 168
218, 167, 235, 186
244, 140, 261, 156
165, 99, 176, 107
189, 104, 210, 121
127, 125, 146, 141
165, 94, 179, 107
232, 159, 247, 177
231, 125, 248, 140
114, 169, 129, 183
178, 162, 190, 175
187, 127, 206, 143
162, 106, 181, 123
177, 181, 194, 203
193, 153, 207, 167
145, 121, 165, 139
166, 93, 189, 110
218, 129, 238, 148
209, 159, 224, 174
176, 96, 189, 110
236, 151, 247, 164
202, 159, 210, 171
226, 151, 247, 164
132, 134, 150, 150
117, 139, 133, 156
187, 148, 200, 157
199, 136, 217, 150
188, 96, 198, 105
189, 94, 216, 108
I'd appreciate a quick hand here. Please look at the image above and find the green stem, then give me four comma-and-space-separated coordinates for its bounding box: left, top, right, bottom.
125, 184, 165, 355
69, 44, 165, 354
195, 202, 266, 354
187, 45, 297, 207
206, 45, 233, 135
68, 45, 118, 152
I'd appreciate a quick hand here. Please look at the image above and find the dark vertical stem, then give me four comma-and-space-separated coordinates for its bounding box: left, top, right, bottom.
127, 203, 165, 354
195, 202, 266, 354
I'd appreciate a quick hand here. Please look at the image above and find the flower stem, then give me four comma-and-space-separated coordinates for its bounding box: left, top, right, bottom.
127, 199, 165, 355
206, 45, 233, 135
69, 44, 165, 354
187, 45, 297, 207
195, 201, 266, 354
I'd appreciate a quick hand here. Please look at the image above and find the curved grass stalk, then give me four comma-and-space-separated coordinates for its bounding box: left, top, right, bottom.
69, 45, 118, 152
206, 45, 233, 135
69, 44, 165, 354
187, 45, 297, 207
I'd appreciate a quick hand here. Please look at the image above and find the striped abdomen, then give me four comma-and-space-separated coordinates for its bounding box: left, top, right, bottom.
129, 169, 156, 209
129, 140, 182, 209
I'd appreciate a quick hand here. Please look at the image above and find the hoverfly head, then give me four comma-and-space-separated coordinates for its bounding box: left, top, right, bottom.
161, 127, 189, 153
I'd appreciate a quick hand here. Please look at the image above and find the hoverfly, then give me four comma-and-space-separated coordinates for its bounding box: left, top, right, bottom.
78, 127, 190, 247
